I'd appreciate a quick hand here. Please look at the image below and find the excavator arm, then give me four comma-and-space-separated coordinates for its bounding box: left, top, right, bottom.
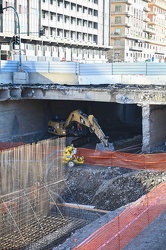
65, 110, 114, 150
87, 115, 109, 148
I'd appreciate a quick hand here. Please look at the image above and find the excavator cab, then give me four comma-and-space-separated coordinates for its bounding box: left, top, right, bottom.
63, 144, 84, 167
48, 120, 66, 135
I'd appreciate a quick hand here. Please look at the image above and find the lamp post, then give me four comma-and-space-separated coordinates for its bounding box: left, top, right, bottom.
0, 5, 22, 71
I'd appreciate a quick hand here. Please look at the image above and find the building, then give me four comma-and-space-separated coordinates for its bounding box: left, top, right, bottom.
0, 0, 111, 63
109, 0, 166, 62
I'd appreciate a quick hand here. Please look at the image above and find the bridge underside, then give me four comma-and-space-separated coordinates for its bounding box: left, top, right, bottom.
0, 84, 166, 153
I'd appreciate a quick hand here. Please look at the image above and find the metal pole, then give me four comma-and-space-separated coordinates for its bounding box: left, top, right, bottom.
2, 6, 22, 71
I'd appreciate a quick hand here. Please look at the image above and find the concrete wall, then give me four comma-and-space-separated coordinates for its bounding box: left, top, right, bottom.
79, 75, 166, 85
0, 73, 13, 84
150, 105, 166, 148
28, 73, 78, 85
0, 100, 49, 142
0, 72, 78, 85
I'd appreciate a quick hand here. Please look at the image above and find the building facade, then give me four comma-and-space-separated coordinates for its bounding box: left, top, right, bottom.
0, 0, 111, 63
109, 0, 166, 62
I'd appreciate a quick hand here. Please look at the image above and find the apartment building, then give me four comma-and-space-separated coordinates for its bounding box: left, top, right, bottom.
0, 0, 111, 63
109, 0, 166, 62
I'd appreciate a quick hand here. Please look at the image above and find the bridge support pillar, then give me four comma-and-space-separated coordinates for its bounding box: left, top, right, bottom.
142, 104, 166, 153
142, 104, 151, 153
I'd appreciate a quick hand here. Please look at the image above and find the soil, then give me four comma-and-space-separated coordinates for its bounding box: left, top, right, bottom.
52, 163, 166, 250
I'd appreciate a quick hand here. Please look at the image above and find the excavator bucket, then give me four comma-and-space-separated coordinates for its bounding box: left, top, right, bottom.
96, 142, 114, 151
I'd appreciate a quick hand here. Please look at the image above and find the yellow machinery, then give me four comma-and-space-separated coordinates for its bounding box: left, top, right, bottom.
63, 144, 84, 167
48, 109, 114, 151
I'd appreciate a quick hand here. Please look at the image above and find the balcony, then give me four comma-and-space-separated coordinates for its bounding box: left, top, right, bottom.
143, 17, 150, 22
125, 22, 132, 27
111, 32, 126, 38
129, 46, 143, 52
143, 26, 156, 34
143, 7, 151, 12
111, 0, 132, 4
126, 11, 133, 17
111, 11, 124, 15
148, 20, 158, 26
111, 22, 128, 26
111, 32, 120, 36
155, 50, 164, 55
148, 11, 157, 16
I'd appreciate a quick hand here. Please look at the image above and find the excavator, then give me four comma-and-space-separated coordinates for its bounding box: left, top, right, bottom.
48, 109, 114, 151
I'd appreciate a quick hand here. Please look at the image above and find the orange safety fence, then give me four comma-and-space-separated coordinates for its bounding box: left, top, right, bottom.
73, 180, 166, 250
77, 148, 166, 171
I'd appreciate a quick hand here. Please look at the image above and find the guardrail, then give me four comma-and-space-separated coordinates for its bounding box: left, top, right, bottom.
1, 60, 166, 75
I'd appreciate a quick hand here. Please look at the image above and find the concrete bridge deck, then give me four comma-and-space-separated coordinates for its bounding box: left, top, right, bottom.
0, 83, 166, 153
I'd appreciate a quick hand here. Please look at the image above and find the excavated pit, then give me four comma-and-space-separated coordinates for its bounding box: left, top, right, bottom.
1, 136, 166, 249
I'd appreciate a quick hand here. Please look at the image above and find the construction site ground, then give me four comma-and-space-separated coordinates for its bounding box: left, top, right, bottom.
52, 134, 166, 249
52, 163, 166, 249
1, 134, 166, 250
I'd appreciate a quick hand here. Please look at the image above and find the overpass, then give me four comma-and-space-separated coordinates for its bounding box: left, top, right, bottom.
1, 61, 166, 152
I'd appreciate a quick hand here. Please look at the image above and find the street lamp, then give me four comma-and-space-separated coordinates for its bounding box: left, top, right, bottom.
0, 4, 22, 71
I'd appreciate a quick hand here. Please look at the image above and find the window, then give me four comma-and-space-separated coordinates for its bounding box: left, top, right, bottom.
115, 52, 120, 58
83, 7, 87, 13
94, 22, 98, 29
71, 17, 76, 24
115, 5, 122, 12
71, 3, 76, 11
115, 28, 121, 34
88, 8, 93, 15
19, 4, 21, 14
77, 19, 82, 26
115, 39, 121, 45
83, 20, 87, 27
88, 21, 92, 28
42, 11, 46, 19
77, 5, 82, 12
115, 16, 121, 24
57, 14, 62, 21
94, 10, 98, 16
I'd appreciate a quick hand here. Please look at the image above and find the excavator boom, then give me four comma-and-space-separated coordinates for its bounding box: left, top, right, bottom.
48, 109, 114, 151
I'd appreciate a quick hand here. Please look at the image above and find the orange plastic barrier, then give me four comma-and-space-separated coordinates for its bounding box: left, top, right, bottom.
73, 181, 166, 250
77, 148, 166, 171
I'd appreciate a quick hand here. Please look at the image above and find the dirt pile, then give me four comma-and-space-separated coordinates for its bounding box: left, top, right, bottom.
62, 165, 166, 211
